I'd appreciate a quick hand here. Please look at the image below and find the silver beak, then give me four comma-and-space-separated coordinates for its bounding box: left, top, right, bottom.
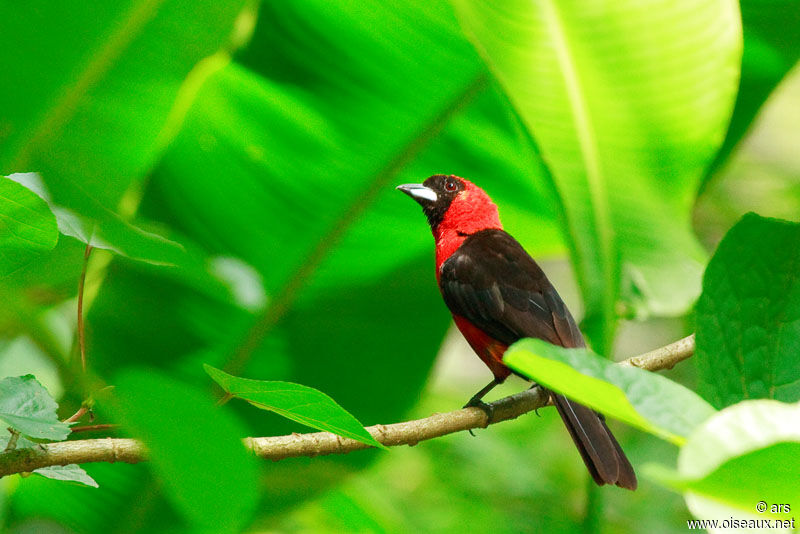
396, 183, 438, 204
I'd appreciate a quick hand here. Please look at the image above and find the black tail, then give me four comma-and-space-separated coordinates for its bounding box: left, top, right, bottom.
552, 393, 637, 490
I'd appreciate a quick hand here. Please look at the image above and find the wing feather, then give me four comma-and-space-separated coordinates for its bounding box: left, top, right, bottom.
440, 229, 583, 348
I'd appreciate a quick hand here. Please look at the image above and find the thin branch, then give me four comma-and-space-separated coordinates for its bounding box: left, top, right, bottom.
618, 333, 695, 371
63, 406, 89, 424
0, 335, 695, 477
0, 437, 146, 476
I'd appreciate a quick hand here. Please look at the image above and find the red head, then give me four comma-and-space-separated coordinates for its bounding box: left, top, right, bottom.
397, 175, 503, 271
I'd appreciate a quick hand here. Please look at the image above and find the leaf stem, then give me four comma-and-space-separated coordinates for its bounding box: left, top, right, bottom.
77, 244, 93, 373
63, 405, 88, 424
216, 392, 234, 407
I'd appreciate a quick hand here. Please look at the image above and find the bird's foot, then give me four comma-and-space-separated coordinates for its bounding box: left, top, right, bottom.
527, 382, 542, 417
463, 398, 494, 435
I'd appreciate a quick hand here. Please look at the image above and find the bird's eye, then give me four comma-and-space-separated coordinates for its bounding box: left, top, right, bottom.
445, 180, 458, 192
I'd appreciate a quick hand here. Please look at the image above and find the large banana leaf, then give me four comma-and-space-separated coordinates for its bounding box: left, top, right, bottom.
451, 0, 742, 352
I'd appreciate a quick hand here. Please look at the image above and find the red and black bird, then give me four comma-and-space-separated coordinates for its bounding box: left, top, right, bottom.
398, 174, 636, 490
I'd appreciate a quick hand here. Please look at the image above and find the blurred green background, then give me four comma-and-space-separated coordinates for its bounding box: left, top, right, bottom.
1, 0, 798, 532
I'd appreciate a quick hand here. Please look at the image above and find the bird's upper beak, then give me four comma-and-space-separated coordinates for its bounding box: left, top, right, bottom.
396, 183, 437, 205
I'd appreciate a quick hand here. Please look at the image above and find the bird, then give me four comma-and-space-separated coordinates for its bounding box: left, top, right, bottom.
397, 174, 637, 490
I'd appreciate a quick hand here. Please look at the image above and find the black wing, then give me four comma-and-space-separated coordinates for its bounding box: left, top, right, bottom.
439, 228, 584, 349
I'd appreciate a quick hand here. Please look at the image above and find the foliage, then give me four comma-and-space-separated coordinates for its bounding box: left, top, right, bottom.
0, 0, 798, 532
0, 177, 59, 277
504, 340, 716, 444
205, 365, 385, 449
0, 377, 95, 488
112, 369, 259, 533
509, 214, 800, 524
695, 214, 800, 408
452, 0, 741, 353
705, 0, 800, 177
649, 400, 800, 520
0, 375, 70, 440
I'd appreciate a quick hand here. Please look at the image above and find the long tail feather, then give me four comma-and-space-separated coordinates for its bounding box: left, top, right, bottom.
552, 393, 637, 490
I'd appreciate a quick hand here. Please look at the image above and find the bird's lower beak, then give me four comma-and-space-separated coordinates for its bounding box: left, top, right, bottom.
396, 183, 437, 204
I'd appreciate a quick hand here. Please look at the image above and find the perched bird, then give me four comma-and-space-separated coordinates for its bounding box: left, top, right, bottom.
397, 175, 636, 490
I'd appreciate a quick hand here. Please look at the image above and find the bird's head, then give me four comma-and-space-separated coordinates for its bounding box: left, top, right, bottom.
396, 175, 502, 238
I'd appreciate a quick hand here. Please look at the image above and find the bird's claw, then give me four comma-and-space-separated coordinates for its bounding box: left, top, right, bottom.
528, 382, 542, 417
463, 398, 494, 435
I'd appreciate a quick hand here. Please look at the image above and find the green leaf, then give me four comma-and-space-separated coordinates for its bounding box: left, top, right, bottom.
7, 172, 244, 309
205, 365, 386, 450
679, 400, 800, 482
0, 176, 58, 277
646, 399, 800, 519
0, 0, 253, 207
695, 213, 800, 409
113, 368, 259, 534
0, 375, 70, 440
451, 0, 742, 352
504, 339, 716, 444
32, 464, 100, 489
706, 0, 800, 178
9, 463, 149, 532
9, 172, 188, 265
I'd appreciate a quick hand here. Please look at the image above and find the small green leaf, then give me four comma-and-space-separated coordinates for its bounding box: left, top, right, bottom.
113, 368, 259, 534
8, 173, 187, 265
0, 375, 70, 440
33, 464, 99, 488
204, 364, 386, 450
696, 213, 800, 408
646, 399, 800, 519
8, 173, 240, 304
504, 339, 716, 444
0, 176, 59, 277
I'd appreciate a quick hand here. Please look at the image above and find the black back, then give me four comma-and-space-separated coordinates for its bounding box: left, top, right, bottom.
439, 228, 584, 348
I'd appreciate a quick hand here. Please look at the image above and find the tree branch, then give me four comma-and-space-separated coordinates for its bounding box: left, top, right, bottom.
619, 333, 694, 371
0, 335, 695, 477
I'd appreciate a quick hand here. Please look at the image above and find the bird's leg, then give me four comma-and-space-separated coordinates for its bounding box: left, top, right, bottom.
527, 381, 543, 417
463, 378, 501, 434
